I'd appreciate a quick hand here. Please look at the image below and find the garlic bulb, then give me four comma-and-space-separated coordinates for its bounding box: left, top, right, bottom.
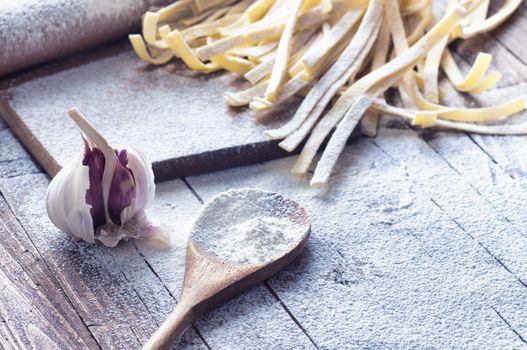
46, 107, 163, 247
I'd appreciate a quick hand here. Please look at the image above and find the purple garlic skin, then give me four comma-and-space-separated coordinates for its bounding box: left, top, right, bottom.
83, 145, 155, 232
83, 142, 106, 230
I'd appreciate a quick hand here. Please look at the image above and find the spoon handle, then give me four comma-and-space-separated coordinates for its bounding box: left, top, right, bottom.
143, 300, 195, 350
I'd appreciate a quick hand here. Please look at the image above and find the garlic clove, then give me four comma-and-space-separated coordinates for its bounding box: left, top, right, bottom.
126, 147, 155, 218
108, 149, 136, 225
46, 153, 95, 243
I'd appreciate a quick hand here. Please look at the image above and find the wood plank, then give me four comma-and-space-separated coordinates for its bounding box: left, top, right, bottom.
0, 128, 41, 178
0, 313, 19, 350
0, 107, 318, 348
372, 122, 527, 338
0, 158, 41, 179
0, 129, 33, 161
0, 195, 98, 348
423, 129, 527, 315
488, 0, 527, 65
446, 32, 527, 207
185, 140, 527, 348
136, 180, 318, 349
0, 173, 317, 349
436, 33, 527, 215
0, 40, 300, 182
0, 3, 524, 348
0, 174, 207, 349
422, 85, 527, 239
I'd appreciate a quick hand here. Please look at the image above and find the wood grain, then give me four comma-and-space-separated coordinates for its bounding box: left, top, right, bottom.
146, 209, 309, 350
0, 1, 525, 348
488, 0, 527, 65
0, 174, 208, 349
0, 129, 41, 178
0, 172, 318, 349
186, 139, 527, 348
134, 180, 319, 349
0, 194, 98, 348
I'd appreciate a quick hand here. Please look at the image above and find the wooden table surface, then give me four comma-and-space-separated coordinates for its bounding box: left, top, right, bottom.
1, 4, 527, 349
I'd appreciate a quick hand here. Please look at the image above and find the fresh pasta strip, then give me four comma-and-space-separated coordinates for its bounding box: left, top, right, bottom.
288, 29, 327, 77
194, 0, 238, 13
419, 97, 526, 122
211, 53, 255, 74
196, 35, 251, 60
157, 0, 193, 22
468, 71, 502, 94
441, 50, 500, 93
206, 6, 234, 21
129, 35, 173, 64
163, 30, 220, 72
223, 1, 290, 37
362, 7, 465, 93
264, 0, 305, 101
244, 56, 276, 83
308, 90, 379, 186
414, 73, 446, 99
244, 29, 317, 84
253, 46, 334, 111
385, 0, 416, 108
182, 15, 241, 41
225, 80, 269, 106
226, 0, 254, 15
300, 6, 366, 80
291, 71, 401, 177
180, 8, 218, 27
361, 18, 391, 137
402, 73, 524, 122
143, 12, 168, 49
247, 0, 277, 22
250, 73, 310, 110
229, 41, 277, 60
423, 36, 449, 103
196, 3, 329, 60
251, 26, 354, 111
465, 0, 489, 24
372, 100, 527, 135
401, 0, 430, 16
453, 0, 522, 38
406, 7, 434, 44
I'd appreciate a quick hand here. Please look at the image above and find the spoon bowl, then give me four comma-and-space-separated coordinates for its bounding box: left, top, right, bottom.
144, 188, 310, 350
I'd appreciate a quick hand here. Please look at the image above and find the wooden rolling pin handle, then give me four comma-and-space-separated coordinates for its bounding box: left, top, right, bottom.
143, 298, 195, 350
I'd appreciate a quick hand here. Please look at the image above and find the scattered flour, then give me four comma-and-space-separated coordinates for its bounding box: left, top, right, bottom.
190, 188, 309, 265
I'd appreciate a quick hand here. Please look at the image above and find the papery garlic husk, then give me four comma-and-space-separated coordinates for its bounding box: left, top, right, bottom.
46, 108, 168, 247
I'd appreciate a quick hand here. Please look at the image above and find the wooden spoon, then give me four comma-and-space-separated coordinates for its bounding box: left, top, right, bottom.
144, 188, 310, 350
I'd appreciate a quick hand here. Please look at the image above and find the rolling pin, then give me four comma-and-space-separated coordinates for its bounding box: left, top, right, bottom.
0, 0, 170, 77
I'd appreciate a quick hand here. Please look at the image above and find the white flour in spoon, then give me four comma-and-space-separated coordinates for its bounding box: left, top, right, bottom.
191, 189, 309, 265
207, 216, 301, 264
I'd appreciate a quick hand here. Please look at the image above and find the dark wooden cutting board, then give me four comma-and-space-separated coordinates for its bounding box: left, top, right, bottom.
0, 40, 316, 182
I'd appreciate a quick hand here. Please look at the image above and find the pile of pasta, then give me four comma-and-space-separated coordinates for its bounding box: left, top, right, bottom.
130, 0, 525, 186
